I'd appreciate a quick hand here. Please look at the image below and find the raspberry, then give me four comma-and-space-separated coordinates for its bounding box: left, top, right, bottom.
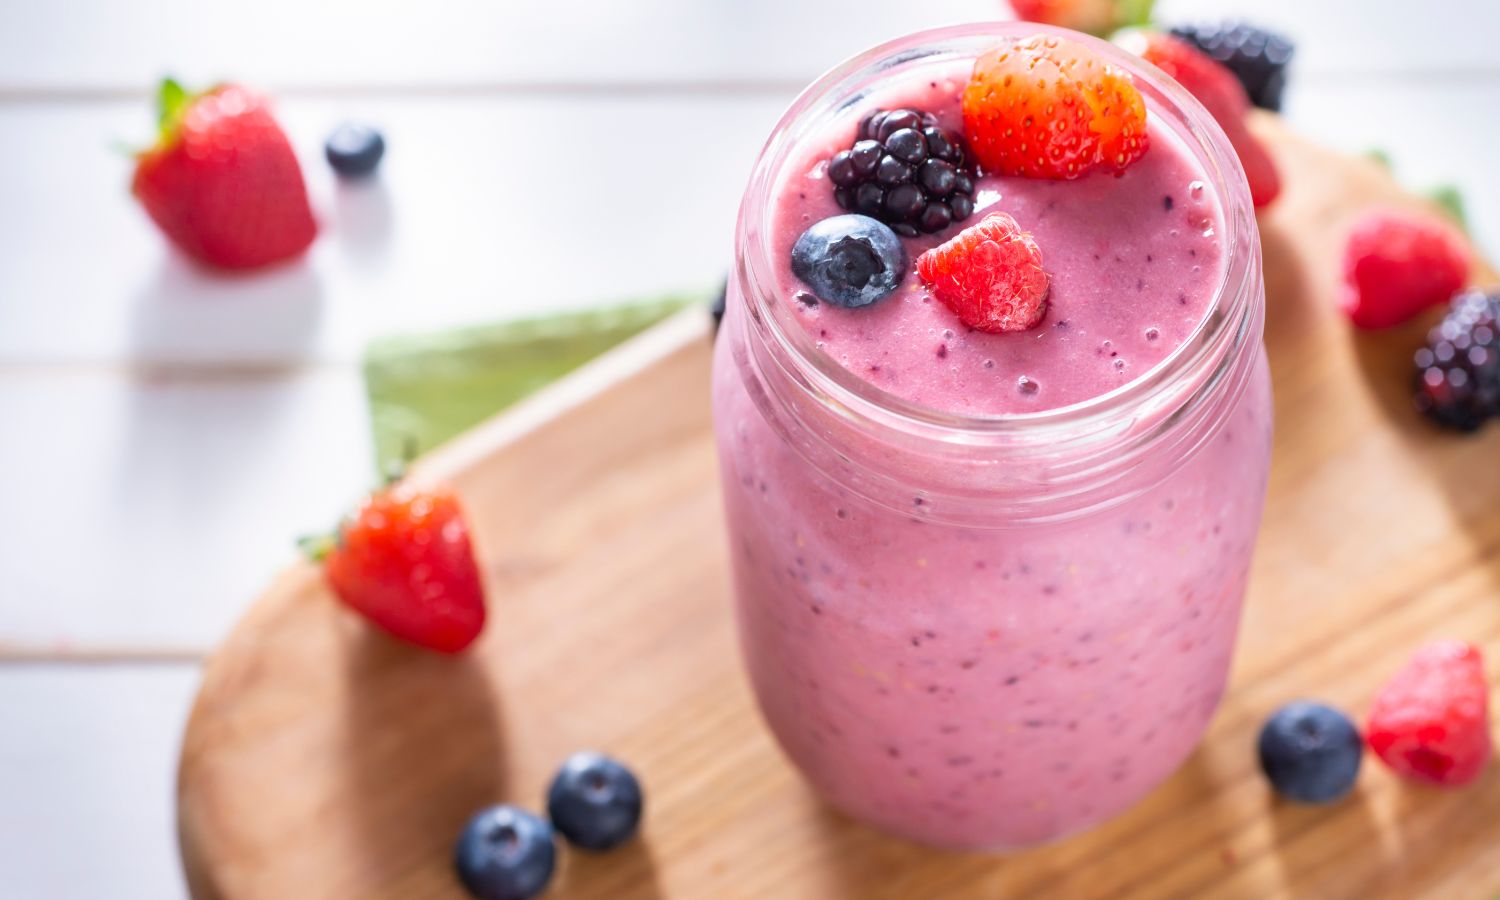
916, 212, 1049, 333
1169, 21, 1295, 112
962, 35, 1149, 180
1414, 290, 1500, 431
1340, 209, 1470, 330
1366, 640, 1491, 787
1128, 32, 1281, 208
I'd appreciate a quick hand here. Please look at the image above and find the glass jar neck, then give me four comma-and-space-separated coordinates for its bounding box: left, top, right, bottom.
730, 23, 1264, 527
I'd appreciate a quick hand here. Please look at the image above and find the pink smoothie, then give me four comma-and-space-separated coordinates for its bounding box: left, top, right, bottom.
713, 39, 1271, 849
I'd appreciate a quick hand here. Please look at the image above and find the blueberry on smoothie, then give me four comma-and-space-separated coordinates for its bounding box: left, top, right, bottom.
546, 751, 644, 851
1256, 701, 1363, 804
454, 805, 556, 900
791, 214, 906, 309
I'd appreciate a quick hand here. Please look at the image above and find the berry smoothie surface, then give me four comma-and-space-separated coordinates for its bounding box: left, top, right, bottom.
771, 63, 1225, 415
713, 34, 1272, 850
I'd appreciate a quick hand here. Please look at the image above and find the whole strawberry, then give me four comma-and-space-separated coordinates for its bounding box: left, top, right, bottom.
1124, 32, 1281, 208
1008, 0, 1156, 37
132, 78, 316, 269
306, 482, 487, 654
1366, 640, 1491, 787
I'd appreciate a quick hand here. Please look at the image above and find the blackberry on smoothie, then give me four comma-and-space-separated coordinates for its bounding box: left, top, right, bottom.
713, 26, 1271, 849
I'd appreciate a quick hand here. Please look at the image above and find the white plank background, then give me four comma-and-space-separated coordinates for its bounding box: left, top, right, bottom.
0, 1, 1496, 896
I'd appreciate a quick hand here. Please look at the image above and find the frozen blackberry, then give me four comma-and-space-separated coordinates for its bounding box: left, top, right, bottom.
1169, 22, 1294, 112
1414, 289, 1500, 432
827, 108, 976, 237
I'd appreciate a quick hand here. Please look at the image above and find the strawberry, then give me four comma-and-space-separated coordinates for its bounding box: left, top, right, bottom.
1366, 640, 1491, 787
132, 79, 316, 270
962, 35, 1150, 181
1125, 32, 1281, 208
306, 482, 487, 654
916, 212, 1050, 333
1340, 209, 1470, 330
1008, 0, 1156, 37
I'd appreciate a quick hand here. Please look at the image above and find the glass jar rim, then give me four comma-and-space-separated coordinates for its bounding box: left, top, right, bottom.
734, 22, 1261, 451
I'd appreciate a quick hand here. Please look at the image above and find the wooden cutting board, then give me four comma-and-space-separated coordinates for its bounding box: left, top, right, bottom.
177, 115, 1500, 900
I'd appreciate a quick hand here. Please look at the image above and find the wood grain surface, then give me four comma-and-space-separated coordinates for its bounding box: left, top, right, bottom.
177, 116, 1500, 899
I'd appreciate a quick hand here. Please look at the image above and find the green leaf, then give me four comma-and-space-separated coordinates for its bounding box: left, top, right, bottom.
1114, 0, 1156, 30
156, 77, 192, 142
362, 292, 706, 474
1427, 184, 1469, 233
1364, 147, 1393, 169
296, 532, 337, 563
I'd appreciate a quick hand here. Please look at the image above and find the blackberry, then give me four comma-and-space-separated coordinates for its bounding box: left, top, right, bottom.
1414, 289, 1500, 432
827, 108, 976, 237
1169, 22, 1294, 112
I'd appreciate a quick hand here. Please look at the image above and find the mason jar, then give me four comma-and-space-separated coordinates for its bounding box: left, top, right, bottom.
711, 23, 1271, 850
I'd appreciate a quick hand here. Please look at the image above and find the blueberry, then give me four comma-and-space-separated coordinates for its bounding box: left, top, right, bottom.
546, 751, 644, 851
790, 215, 906, 309
453, 805, 556, 900
324, 123, 385, 178
1256, 701, 1363, 804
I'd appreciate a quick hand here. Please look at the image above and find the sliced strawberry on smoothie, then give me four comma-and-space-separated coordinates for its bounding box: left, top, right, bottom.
962, 35, 1150, 181
132, 78, 317, 269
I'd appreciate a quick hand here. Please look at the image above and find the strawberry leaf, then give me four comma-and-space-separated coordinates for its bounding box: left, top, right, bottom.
156, 77, 192, 141
1114, 0, 1156, 29
1427, 184, 1469, 234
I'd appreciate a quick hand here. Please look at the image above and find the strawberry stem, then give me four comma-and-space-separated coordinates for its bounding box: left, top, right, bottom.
382, 434, 420, 486
1114, 0, 1156, 30
1428, 185, 1469, 233
156, 77, 193, 143
297, 532, 337, 563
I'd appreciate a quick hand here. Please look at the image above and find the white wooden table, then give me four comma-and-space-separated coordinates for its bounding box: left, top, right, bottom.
1, 2, 1495, 896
